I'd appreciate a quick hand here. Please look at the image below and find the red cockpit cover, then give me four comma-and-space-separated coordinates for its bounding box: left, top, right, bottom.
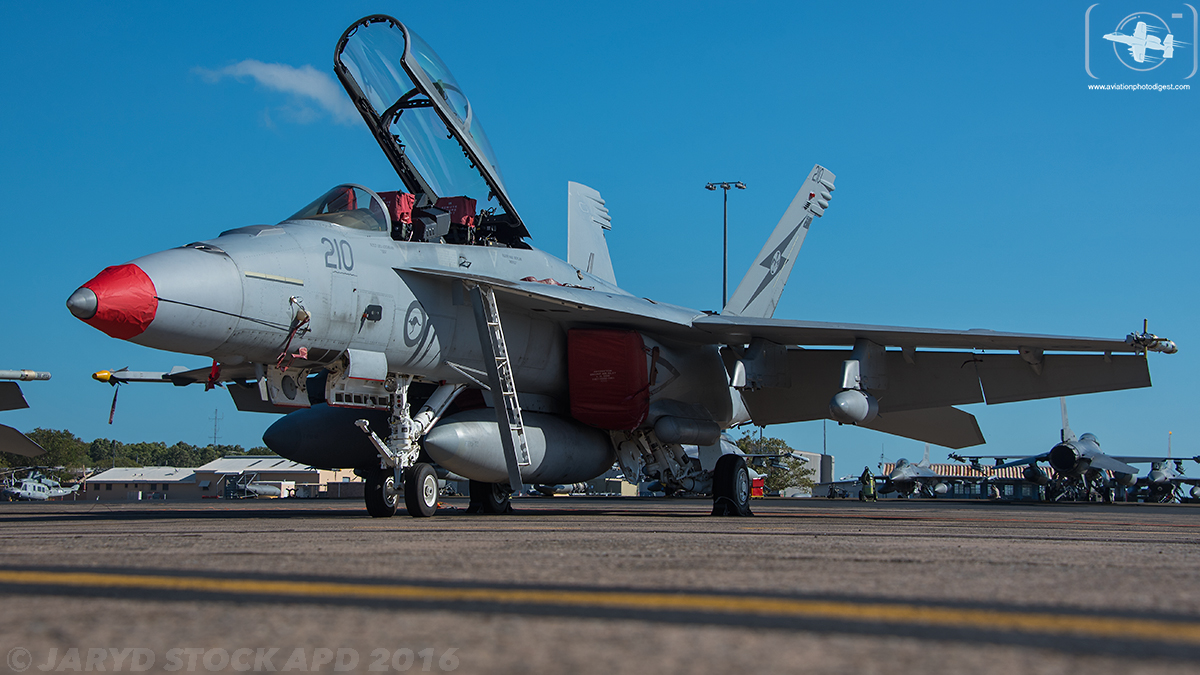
378, 191, 415, 225
568, 329, 648, 430
435, 196, 477, 227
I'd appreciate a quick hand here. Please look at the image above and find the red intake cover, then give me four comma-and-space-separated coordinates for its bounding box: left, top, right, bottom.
568, 329, 649, 430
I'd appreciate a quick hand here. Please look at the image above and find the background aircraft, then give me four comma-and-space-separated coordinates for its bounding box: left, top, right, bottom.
877, 445, 988, 497
62, 15, 1175, 519
0, 370, 51, 458
1, 468, 79, 501
952, 398, 1195, 502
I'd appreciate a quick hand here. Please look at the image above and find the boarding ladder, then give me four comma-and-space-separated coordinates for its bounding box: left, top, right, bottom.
469, 284, 530, 492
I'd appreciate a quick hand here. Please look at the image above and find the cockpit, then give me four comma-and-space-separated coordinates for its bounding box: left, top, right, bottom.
326, 15, 531, 248
285, 183, 521, 247
288, 185, 389, 232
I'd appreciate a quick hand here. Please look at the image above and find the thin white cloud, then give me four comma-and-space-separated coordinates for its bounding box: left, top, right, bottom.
195, 59, 357, 125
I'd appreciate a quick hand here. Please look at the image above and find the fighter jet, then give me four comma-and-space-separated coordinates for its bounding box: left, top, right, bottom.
1104, 21, 1177, 63
952, 398, 1187, 502
66, 15, 1174, 518
0, 370, 51, 458
878, 445, 984, 498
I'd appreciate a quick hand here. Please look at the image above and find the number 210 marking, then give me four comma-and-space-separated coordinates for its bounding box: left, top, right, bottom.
322, 238, 354, 271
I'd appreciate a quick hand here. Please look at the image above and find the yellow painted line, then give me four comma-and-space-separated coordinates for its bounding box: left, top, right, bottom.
1, 570, 1198, 644
244, 271, 304, 286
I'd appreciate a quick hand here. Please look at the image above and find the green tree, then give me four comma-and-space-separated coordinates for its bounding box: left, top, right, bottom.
735, 430, 816, 494
24, 428, 89, 481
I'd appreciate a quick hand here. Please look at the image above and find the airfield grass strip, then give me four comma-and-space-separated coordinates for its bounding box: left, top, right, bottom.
0, 569, 1196, 644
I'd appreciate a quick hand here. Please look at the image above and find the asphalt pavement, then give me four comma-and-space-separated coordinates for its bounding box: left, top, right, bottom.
0, 497, 1197, 674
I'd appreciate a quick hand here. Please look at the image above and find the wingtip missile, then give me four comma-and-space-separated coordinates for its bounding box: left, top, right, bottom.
1127, 320, 1177, 354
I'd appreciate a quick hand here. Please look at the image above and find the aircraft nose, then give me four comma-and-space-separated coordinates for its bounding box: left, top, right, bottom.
67, 264, 158, 339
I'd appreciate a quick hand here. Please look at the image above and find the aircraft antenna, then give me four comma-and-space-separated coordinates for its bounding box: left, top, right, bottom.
210, 409, 223, 446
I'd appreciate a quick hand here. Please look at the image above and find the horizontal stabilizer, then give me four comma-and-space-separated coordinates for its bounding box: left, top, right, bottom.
859, 406, 985, 449
0, 424, 46, 457
0, 382, 29, 411
991, 454, 1049, 470
1087, 453, 1140, 474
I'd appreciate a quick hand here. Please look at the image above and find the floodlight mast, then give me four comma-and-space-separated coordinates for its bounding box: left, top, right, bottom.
704, 181, 746, 307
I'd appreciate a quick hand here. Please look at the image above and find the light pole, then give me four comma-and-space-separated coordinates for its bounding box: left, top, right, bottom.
705, 181, 746, 307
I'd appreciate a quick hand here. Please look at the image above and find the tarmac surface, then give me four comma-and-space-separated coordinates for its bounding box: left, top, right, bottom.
1, 496, 1198, 674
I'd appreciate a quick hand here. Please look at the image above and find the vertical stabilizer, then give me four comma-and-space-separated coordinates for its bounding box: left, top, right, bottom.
567, 182, 617, 285
723, 165, 834, 318
920, 443, 931, 468
1059, 397, 1076, 443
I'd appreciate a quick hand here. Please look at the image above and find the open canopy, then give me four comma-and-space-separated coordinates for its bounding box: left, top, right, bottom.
334, 15, 529, 240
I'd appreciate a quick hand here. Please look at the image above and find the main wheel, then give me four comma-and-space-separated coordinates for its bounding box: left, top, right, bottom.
711, 454, 753, 516
364, 468, 398, 518
467, 480, 512, 514
404, 463, 439, 517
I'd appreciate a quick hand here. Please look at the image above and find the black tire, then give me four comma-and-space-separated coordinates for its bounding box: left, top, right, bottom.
467, 480, 512, 514
404, 463, 439, 517
711, 454, 753, 517
364, 468, 398, 518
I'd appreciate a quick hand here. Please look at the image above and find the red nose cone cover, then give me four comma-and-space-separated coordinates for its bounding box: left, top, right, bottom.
82, 264, 158, 339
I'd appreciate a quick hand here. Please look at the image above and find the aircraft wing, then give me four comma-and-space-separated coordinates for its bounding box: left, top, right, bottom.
1110, 455, 1200, 464
691, 315, 1140, 353
0, 382, 29, 411
695, 315, 1150, 447
1133, 44, 1146, 61
0, 425, 46, 457
398, 267, 1156, 448
989, 454, 1049, 470
1134, 21, 1148, 40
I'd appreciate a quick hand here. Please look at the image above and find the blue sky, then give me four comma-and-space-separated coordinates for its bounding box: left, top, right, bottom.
2, 2, 1196, 477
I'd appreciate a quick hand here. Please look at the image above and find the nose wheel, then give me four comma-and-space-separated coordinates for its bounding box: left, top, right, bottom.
364, 467, 399, 518
404, 462, 439, 517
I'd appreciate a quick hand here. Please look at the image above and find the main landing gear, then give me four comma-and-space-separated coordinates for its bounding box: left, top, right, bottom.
467, 479, 512, 514
711, 454, 753, 517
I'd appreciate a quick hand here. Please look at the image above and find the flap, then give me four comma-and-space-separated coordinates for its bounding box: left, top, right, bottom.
977, 354, 1150, 404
